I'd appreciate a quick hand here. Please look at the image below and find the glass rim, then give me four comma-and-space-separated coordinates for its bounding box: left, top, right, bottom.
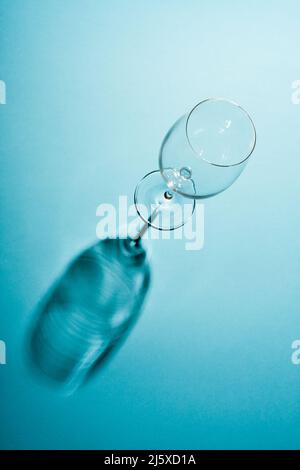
185, 97, 257, 168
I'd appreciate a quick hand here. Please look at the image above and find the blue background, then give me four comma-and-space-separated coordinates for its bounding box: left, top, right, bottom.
0, 0, 300, 449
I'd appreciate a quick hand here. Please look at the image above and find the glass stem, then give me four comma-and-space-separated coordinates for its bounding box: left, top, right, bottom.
133, 202, 162, 241
131, 189, 174, 242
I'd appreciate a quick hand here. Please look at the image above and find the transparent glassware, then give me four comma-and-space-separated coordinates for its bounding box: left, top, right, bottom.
134, 170, 195, 231
134, 98, 256, 231
28, 97, 256, 392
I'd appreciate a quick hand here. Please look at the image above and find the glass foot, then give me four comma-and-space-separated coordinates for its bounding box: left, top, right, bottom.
134, 170, 195, 231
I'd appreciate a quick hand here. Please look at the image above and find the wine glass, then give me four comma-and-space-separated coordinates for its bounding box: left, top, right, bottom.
28, 97, 256, 392
134, 97, 256, 235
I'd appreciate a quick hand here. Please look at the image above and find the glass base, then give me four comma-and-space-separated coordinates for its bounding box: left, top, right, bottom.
134, 170, 195, 231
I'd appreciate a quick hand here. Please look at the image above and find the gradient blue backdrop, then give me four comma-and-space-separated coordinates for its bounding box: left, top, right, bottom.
0, 0, 300, 449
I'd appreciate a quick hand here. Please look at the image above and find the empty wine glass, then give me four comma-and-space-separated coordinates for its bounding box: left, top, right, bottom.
134, 98, 256, 234
28, 97, 256, 392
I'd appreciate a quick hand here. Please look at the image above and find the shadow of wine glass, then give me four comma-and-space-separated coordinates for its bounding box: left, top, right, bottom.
27, 238, 151, 394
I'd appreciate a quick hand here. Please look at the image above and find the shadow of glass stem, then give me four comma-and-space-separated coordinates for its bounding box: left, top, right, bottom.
27, 238, 151, 394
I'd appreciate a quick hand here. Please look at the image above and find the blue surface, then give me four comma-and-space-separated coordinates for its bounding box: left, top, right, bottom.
0, 0, 300, 449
